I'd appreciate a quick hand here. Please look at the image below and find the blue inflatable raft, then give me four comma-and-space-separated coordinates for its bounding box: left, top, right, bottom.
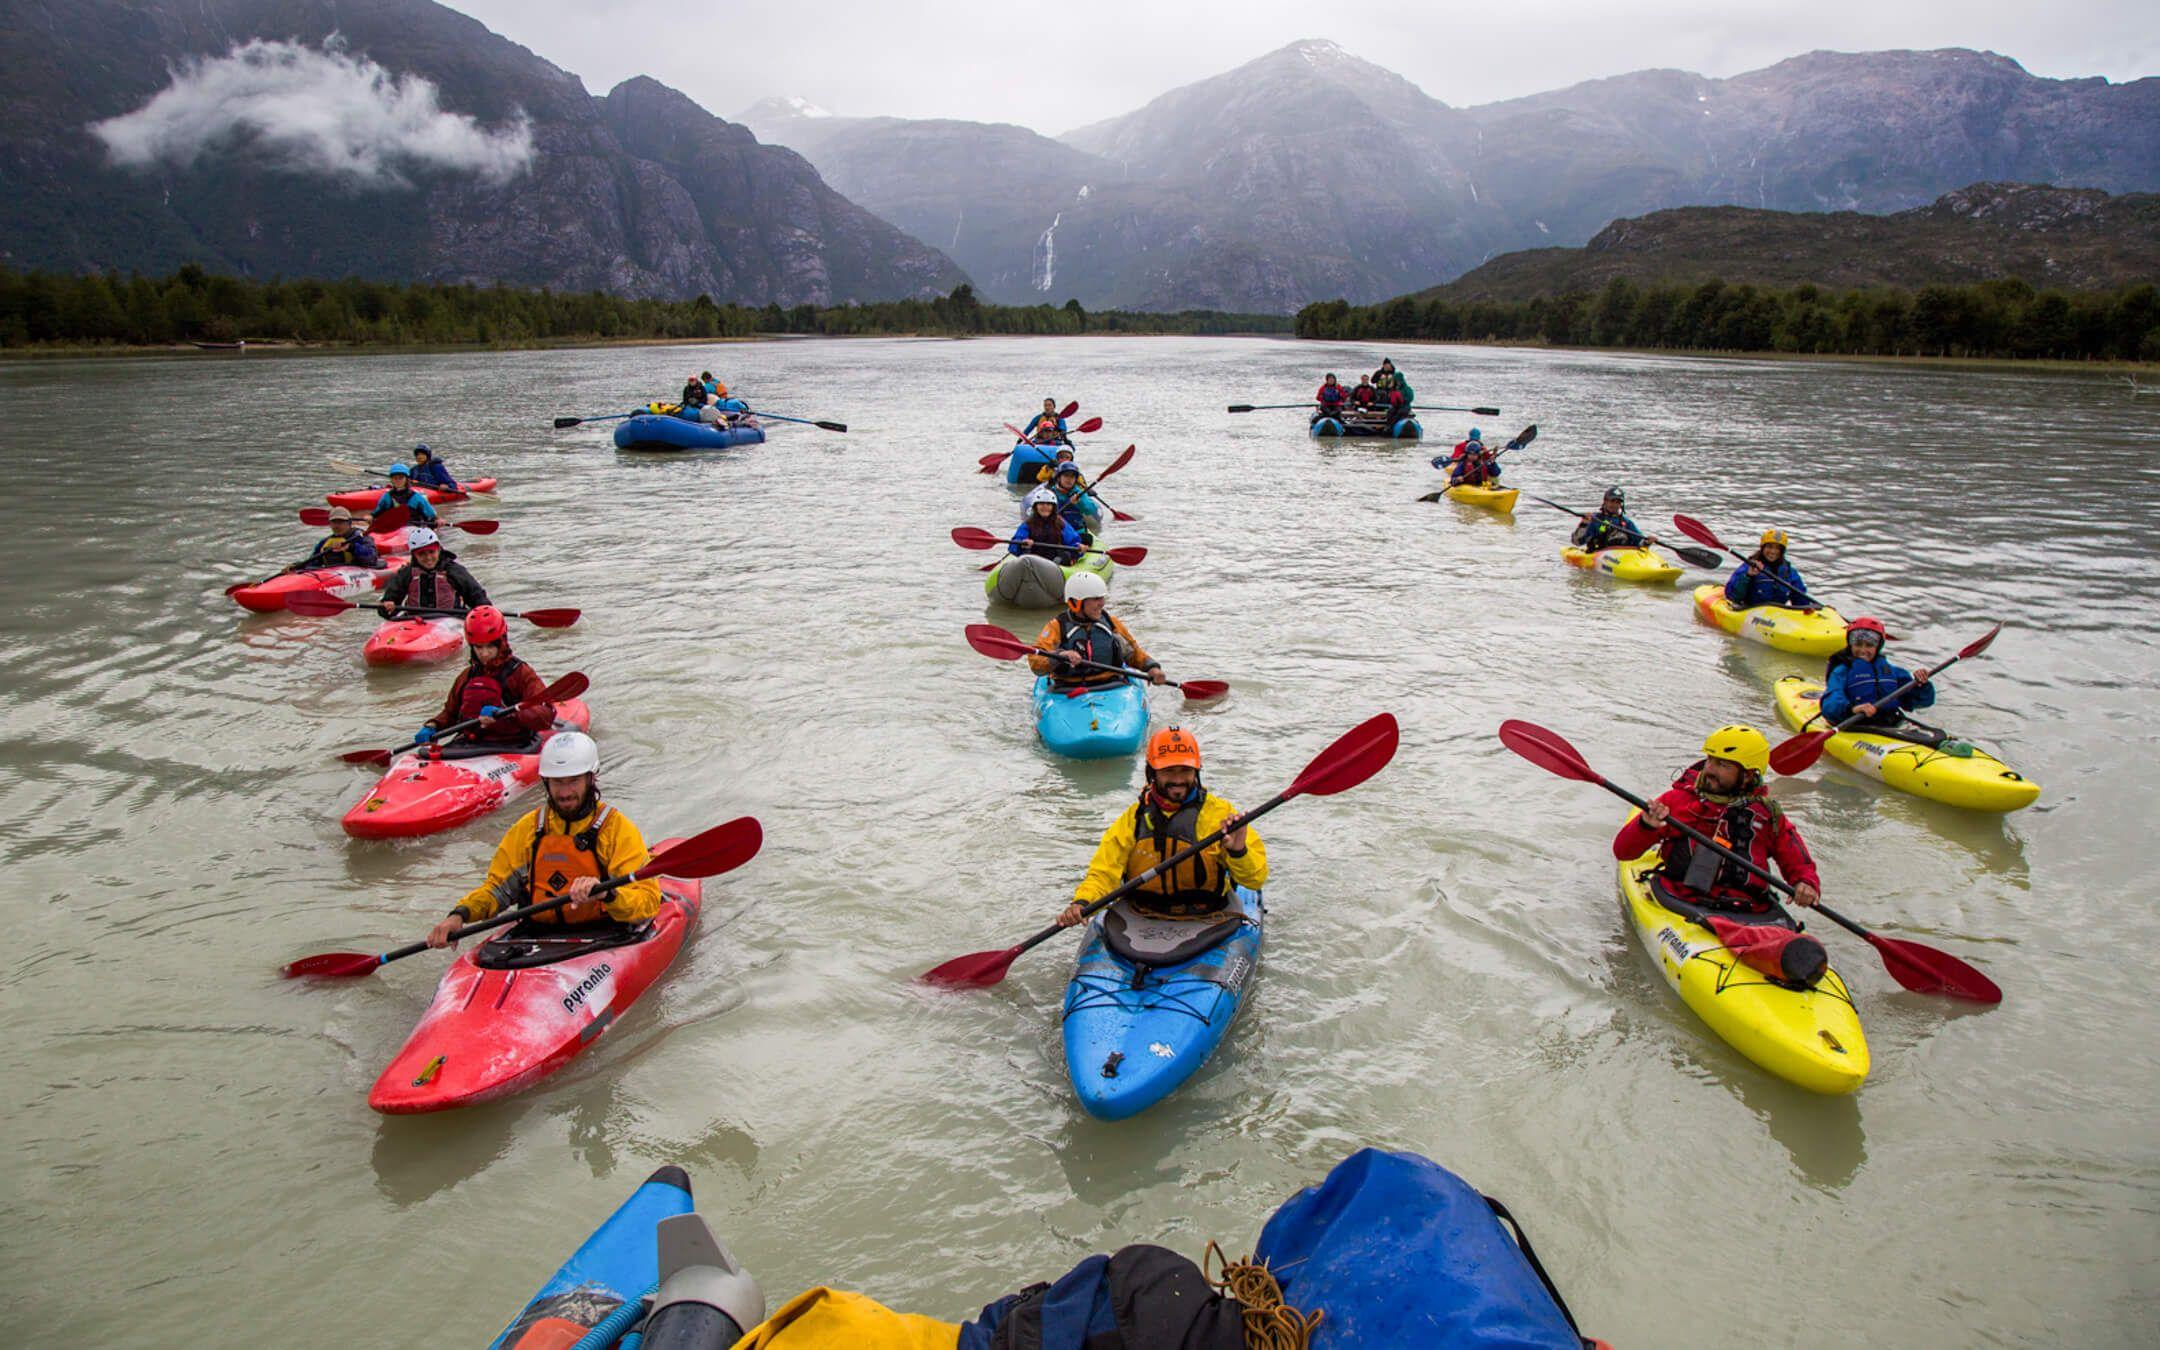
614, 413, 767, 452
1006, 439, 1058, 485
1310, 413, 1421, 439
1033, 675, 1148, 759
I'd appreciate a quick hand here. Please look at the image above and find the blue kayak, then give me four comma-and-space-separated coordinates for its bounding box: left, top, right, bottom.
488, 1166, 694, 1349
614, 414, 767, 451
1310, 414, 1421, 439
1061, 888, 1264, 1120
1033, 675, 1148, 759
1006, 439, 1057, 484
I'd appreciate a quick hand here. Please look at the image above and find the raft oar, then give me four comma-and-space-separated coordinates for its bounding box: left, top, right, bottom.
1518, 495, 1723, 568
951, 527, 1147, 569
334, 671, 590, 766
281, 817, 762, 979
297, 508, 498, 535
285, 593, 581, 627
1417, 424, 1536, 500
1769, 626, 2002, 775
1671, 514, 1833, 611
553, 411, 640, 429
741, 409, 847, 432
963, 623, 1227, 701
981, 416, 1102, 472
922, 712, 1399, 989
1497, 718, 2002, 1003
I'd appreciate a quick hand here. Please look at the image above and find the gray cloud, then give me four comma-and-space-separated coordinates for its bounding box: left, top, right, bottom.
91, 39, 534, 187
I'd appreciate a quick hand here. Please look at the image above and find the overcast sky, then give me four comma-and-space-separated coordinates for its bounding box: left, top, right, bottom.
450, 0, 2154, 133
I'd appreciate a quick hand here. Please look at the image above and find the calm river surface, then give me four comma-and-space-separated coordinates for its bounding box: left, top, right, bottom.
2, 337, 2155, 1346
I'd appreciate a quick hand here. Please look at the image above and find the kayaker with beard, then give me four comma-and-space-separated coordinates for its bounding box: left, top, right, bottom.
1570, 487, 1660, 551
1022, 397, 1070, 445
414, 607, 555, 751
1029, 571, 1166, 690
284, 505, 381, 572
369, 463, 439, 527
376, 527, 488, 619
1056, 727, 1267, 926
421, 731, 662, 948
1612, 725, 1822, 914
407, 445, 460, 492
1010, 490, 1083, 564
1046, 461, 1102, 543
1821, 617, 1941, 744
1725, 529, 1810, 609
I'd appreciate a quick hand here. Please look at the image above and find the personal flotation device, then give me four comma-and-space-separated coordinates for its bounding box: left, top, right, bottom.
526, 802, 613, 925
403, 562, 464, 612
453, 656, 529, 727
1021, 513, 1069, 553
1053, 610, 1130, 683
314, 532, 365, 564
1653, 762, 1784, 912
1124, 787, 1230, 916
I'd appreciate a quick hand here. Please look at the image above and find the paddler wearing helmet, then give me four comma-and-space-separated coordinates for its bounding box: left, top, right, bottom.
406, 444, 460, 492
375, 525, 488, 619
1045, 459, 1102, 543
1029, 571, 1165, 689
1614, 725, 1822, 913
1725, 527, 1809, 609
1010, 488, 1083, 564
369, 461, 440, 527
422, 730, 662, 949
1055, 727, 1268, 928
1821, 617, 1940, 742
413, 606, 555, 751
1570, 486, 1657, 551
284, 505, 381, 573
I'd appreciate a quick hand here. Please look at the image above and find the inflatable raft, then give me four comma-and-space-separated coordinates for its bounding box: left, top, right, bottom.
614, 414, 766, 452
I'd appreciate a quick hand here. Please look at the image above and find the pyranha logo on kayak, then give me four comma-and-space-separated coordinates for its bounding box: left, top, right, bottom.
562, 963, 613, 1014
1656, 927, 1694, 966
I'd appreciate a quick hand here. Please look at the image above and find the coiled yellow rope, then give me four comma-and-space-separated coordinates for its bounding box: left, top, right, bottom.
1206, 1240, 1323, 1350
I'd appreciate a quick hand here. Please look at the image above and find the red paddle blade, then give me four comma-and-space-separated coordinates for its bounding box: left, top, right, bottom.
1059, 401, 1079, 418
1178, 680, 1230, 701
978, 560, 1001, 572
338, 748, 394, 766
518, 608, 581, 628
1959, 623, 2004, 660
281, 952, 383, 979
952, 526, 1001, 550
1289, 712, 1400, 797
538, 671, 591, 702
1107, 506, 1139, 522
285, 592, 357, 616
452, 519, 500, 535
1671, 513, 1724, 552
1497, 719, 1603, 785
639, 816, 762, 880
978, 457, 1008, 475
1106, 546, 1147, 565
298, 508, 331, 526
1074, 416, 1104, 434
1767, 731, 1834, 777
1867, 932, 2003, 1003
373, 506, 410, 531
921, 944, 1023, 990
964, 623, 1031, 660
1097, 445, 1136, 479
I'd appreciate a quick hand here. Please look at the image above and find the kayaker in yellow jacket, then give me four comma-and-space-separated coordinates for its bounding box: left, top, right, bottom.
1057, 728, 1267, 926
424, 731, 662, 947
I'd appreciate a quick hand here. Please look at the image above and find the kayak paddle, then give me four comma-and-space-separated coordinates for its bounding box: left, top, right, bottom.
963, 623, 1227, 701
285, 593, 581, 627
298, 508, 499, 535
1417, 425, 1536, 501
1670, 514, 1832, 611
327, 457, 494, 493
1497, 718, 2002, 1003
922, 712, 1398, 989
335, 670, 590, 766
981, 415, 1103, 473
952, 527, 1147, 567
1077, 445, 1139, 522
281, 816, 762, 979
1518, 494, 1723, 568
1769, 625, 2002, 775
553, 411, 638, 429
1230, 402, 1500, 415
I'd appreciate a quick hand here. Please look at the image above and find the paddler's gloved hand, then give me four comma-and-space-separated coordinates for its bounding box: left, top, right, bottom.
1056, 902, 1087, 928
413, 726, 435, 744
479, 705, 506, 718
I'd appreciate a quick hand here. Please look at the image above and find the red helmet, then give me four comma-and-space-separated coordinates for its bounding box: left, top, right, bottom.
464, 605, 508, 644
1844, 616, 1901, 641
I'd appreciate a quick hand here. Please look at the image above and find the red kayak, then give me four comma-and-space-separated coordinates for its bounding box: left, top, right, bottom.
369, 526, 413, 555
231, 565, 391, 614
341, 701, 591, 839
368, 845, 701, 1113
362, 616, 465, 665
325, 476, 498, 512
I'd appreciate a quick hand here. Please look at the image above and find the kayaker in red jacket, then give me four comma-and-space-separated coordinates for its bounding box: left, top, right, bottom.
1315, 374, 1347, 414
1347, 375, 1379, 408
1612, 725, 1822, 913
415, 607, 554, 750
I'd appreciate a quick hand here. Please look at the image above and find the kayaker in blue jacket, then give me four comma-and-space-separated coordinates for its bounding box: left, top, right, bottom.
1571, 487, 1659, 551
1047, 461, 1102, 540
1820, 616, 1939, 738
1724, 529, 1809, 608
285, 506, 381, 572
371, 464, 440, 526
1315, 374, 1347, 415
408, 445, 459, 492
1022, 398, 1070, 445
1011, 490, 1082, 563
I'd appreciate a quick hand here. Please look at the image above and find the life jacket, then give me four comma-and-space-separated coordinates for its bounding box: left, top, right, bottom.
1349, 386, 1377, 406
526, 801, 613, 925
1053, 609, 1129, 684
1581, 512, 1634, 549
1022, 513, 1068, 552
1317, 384, 1345, 406
1125, 787, 1230, 916
1652, 762, 1783, 912
454, 655, 528, 727
314, 532, 364, 564
383, 486, 426, 510
402, 560, 464, 612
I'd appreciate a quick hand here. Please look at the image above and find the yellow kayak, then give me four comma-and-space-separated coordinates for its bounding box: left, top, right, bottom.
1772, 676, 2040, 813
1692, 584, 1846, 656
1618, 830, 1869, 1095
1443, 480, 1518, 514
1562, 545, 1681, 585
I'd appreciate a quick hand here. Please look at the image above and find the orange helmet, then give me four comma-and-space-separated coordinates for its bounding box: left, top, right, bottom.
1145, 727, 1202, 771
464, 605, 507, 644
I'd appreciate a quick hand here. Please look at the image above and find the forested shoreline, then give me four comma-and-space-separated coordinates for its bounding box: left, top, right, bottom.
1297, 277, 2159, 362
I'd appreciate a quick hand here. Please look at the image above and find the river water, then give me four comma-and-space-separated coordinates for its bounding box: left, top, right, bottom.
1, 337, 2154, 1346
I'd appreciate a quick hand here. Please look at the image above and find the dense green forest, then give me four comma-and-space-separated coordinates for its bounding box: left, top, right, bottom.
1297, 277, 2159, 361
0, 265, 1289, 349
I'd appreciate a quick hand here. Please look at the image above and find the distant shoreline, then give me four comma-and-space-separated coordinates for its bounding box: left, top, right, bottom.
1343, 335, 2160, 375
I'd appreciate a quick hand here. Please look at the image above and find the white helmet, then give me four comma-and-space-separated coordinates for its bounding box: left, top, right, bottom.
538, 731, 599, 779
1024, 486, 1058, 509
405, 526, 440, 550
1064, 571, 1108, 604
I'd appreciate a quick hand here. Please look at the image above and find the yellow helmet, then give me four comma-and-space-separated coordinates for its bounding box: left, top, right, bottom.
1701, 724, 1770, 772
1759, 528, 1789, 548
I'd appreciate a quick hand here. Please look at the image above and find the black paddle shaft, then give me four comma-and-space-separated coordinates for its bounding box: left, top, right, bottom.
371, 872, 640, 966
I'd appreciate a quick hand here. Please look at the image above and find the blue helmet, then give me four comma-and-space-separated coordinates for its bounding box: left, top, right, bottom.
1467, 429, 1482, 441
411, 443, 431, 457
387, 462, 411, 477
